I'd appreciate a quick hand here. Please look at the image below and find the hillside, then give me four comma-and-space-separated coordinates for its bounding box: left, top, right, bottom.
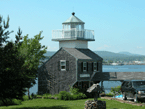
42, 50, 145, 62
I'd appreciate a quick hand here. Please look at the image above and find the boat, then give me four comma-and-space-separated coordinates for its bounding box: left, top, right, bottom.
111, 63, 119, 65
111, 63, 124, 66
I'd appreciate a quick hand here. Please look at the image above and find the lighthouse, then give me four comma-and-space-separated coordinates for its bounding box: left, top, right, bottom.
38, 12, 103, 96
52, 12, 95, 49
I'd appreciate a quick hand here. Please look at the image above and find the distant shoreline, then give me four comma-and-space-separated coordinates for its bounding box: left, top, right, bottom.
103, 63, 145, 65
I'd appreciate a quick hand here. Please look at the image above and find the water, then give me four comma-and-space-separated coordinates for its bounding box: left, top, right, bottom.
25, 65, 145, 95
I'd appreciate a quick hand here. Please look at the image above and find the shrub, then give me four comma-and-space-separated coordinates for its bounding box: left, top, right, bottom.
58, 91, 72, 100
106, 92, 114, 96
23, 95, 29, 101
69, 85, 80, 95
110, 85, 121, 96
77, 92, 87, 99
72, 94, 79, 100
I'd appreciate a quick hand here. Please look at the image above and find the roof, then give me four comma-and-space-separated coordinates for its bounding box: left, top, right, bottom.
123, 80, 145, 81
62, 12, 85, 24
90, 72, 145, 81
63, 47, 103, 61
38, 47, 103, 69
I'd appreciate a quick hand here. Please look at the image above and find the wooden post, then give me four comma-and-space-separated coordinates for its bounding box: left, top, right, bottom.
101, 81, 104, 93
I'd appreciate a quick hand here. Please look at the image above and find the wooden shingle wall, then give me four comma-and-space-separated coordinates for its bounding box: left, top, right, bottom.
38, 48, 77, 95
77, 60, 102, 81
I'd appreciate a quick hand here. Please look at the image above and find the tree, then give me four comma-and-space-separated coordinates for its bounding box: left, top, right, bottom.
0, 41, 28, 106
14, 31, 47, 100
0, 15, 13, 48
0, 15, 47, 106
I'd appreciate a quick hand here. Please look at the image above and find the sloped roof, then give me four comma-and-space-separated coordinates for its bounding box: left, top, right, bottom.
63, 47, 103, 60
62, 13, 85, 24
38, 47, 103, 69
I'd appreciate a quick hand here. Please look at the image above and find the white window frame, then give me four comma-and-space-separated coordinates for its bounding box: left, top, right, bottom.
60, 60, 66, 71
94, 62, 97, 71
83, 62, 87, 72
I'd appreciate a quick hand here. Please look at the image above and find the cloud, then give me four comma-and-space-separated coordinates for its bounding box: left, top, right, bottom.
97, 44, 111, 50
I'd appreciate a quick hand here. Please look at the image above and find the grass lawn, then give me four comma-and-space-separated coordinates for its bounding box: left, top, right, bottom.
0, 93, 145, 109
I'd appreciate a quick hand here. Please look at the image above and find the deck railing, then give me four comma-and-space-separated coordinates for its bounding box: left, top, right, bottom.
52, 28, 94, 40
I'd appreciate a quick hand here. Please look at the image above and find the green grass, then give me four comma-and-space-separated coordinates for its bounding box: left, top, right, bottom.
0, 93, 145, 109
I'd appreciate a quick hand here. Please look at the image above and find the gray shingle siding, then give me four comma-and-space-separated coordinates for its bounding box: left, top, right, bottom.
38, 48, 77, 95
77, 60, 102, 81
37, 47, 103, 95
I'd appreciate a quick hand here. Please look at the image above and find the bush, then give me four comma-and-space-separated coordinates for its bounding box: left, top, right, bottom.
110, 85, 121, 96
58, 91, 72, 100
72, 94, 79, 100
69, 85, 80, 95
77, 92, 87, 99
106, 92, 114, 96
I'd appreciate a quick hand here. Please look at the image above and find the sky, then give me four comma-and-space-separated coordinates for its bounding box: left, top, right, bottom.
1, 0, 145, 55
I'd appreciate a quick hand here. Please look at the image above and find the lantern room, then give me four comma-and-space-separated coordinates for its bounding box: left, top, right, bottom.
52, 12, 95, 49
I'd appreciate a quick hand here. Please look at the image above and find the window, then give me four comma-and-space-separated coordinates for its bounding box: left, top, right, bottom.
83, 62, 87, 72
97, 62, 99, 71
125, 82, 129, 87
128, 82, 132, 87
94, 62, 97, 71
60, 60, 66, 71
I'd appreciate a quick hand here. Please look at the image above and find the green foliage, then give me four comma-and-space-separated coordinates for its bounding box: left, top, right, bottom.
77, 93, 87, 99
105, 92, 114, 96
58, 91, 72, 100
57, 85, 87, 100
0, 15, 14, 47
0, 15, 47, 106
69, 85, 80, 95
110, 85, 121, 96
0, 40, 27, 106
14, 30, 47, 100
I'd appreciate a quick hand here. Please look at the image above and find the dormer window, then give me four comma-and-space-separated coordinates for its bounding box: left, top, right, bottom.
83, 62, 87, 72
60, 60, 66, 71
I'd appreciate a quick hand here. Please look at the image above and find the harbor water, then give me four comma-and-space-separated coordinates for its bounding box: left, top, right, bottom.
25, 65, 145, 95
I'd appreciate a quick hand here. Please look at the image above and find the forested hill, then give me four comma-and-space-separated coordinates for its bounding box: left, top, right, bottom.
42, 50, 145, 62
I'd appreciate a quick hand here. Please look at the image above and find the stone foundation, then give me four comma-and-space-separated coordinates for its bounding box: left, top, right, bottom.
84, 100, 106, 109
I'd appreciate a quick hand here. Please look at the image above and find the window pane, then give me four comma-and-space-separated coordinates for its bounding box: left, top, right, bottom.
61, 62, 65, 66
84, 67, 86, 70
133, 81, 145, 88
61, 66, 65, 69
84, 62, 86, 66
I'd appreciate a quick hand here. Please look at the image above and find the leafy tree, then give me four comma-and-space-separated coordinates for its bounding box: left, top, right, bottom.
0, 15, 47, 106
14, 31, 47, 99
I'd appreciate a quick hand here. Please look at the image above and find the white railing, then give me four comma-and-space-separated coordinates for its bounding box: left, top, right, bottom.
52, 28, 94, 40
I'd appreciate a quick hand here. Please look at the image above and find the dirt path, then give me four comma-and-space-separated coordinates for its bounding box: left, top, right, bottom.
101, 97, 145, 107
